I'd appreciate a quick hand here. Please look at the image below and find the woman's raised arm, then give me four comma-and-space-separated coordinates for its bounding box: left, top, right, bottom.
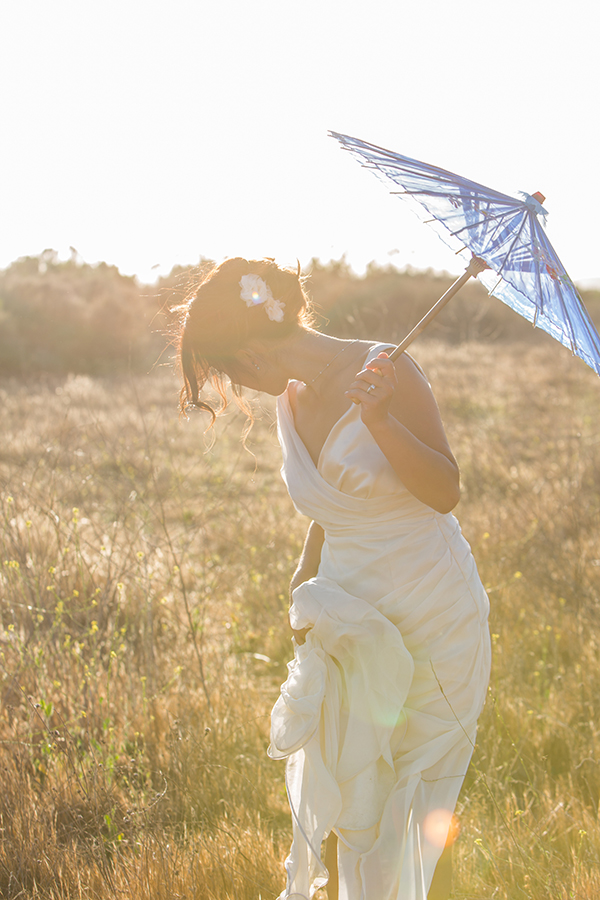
345, 352, 460, 514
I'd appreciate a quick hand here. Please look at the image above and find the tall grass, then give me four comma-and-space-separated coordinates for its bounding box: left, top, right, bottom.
0, 342, 599, 899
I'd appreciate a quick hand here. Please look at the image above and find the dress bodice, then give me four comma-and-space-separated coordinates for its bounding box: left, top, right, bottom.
277, 343, 437, 533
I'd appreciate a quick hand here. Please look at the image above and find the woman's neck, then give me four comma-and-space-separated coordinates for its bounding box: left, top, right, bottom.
268, 331, 363, 392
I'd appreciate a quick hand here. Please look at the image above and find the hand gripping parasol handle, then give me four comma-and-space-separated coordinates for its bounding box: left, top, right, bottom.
389, 256, 488, 361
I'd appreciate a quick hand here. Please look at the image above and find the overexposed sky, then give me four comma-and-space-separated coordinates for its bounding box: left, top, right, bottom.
1, 0, 599, 284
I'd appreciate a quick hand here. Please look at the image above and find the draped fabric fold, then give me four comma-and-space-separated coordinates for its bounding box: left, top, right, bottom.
270, 344, 491, 900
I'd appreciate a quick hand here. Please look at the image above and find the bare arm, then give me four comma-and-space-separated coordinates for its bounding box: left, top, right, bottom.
289, 521, 324, 643
345, 352, 460, 514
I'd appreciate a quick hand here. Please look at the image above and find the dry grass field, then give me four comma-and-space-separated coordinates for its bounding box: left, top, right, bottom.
1, 340, 600, 899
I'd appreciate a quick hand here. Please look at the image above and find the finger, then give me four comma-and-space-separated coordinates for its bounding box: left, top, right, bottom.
365, 359, 395, 381
362, 360, 394, 378
345, 383, 383, 404
345, 387, 370, 405
346, 380, 379, 399
353, 370, 392, 394
367, 351, 390, 365
365, 350, 391, 369
355, 368, 386, 385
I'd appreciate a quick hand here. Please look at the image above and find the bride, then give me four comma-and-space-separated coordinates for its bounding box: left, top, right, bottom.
178, 257, 491, 900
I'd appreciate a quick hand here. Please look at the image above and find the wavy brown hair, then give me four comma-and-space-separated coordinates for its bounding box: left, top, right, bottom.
177, 258, 314, 427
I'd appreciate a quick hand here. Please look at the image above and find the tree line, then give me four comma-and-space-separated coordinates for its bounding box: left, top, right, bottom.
1, 251, 598, 376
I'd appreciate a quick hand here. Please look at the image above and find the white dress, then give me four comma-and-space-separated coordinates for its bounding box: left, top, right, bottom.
269, 344, 491, 900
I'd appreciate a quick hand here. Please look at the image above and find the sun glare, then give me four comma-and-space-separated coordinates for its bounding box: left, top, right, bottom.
422, 809, 460, 849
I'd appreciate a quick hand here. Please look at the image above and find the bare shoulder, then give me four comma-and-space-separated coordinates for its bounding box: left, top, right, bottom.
391, 350, 429, 384
389, 352, 456, 464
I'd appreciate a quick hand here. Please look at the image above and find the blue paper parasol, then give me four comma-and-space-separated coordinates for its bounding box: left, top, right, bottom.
330, 131, 600, 374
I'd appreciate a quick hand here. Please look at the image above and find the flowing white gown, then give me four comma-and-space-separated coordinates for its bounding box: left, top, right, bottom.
269, 344, 491, 900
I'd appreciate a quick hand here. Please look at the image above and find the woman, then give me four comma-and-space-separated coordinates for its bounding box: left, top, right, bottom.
179, 258, 491, 900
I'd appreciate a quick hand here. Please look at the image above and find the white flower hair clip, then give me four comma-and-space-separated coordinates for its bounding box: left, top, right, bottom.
239, 274, 285, 323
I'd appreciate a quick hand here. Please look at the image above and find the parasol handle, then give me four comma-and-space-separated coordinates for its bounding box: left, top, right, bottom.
389, 256, 488, 361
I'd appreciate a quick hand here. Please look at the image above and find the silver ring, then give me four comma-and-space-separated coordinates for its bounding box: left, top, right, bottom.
366, 383, 376, 393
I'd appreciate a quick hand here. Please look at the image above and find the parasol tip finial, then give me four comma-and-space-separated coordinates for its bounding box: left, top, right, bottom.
532, 191, 546, 204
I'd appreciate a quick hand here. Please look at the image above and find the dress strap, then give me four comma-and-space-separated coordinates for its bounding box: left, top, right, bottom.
367, 342, 428, 380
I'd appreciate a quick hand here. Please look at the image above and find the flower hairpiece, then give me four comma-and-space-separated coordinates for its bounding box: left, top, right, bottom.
239, 274, 285, 323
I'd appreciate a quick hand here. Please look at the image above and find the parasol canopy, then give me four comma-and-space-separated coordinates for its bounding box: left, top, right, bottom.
330, 131, 600, 375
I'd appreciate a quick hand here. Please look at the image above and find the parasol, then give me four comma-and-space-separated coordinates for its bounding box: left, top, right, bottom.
329, 131, 600, 374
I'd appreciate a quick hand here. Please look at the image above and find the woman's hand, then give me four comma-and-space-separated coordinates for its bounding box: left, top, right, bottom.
345, 351, 396, 427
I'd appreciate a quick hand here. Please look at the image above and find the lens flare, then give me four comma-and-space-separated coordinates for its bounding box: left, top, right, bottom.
422, 809, 460, 849
251, 289, 262, 304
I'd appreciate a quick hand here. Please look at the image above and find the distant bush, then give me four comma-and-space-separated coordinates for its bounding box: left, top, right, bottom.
0, 251, 164, 376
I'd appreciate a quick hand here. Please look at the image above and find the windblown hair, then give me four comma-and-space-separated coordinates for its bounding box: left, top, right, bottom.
178, 257, 314, 424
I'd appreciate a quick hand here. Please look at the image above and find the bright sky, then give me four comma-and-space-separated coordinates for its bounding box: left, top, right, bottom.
1, 0, 599, 285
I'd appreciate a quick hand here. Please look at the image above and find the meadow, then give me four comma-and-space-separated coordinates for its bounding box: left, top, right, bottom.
1, 338, 600, 899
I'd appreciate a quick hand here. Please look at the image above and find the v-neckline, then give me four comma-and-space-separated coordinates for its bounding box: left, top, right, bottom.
285, 343, 388, 472
281, 389, 354, 475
